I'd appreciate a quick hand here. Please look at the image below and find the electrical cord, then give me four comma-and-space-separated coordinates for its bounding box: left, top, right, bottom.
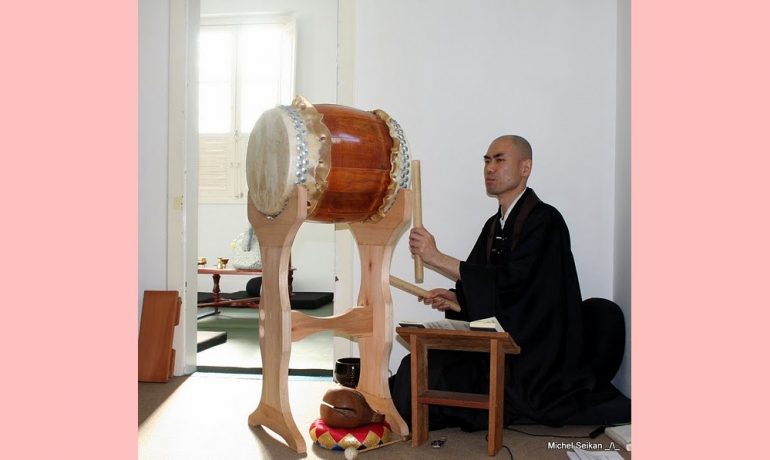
506, 426, 591, 438
472, 423, 628, 458
485, 433, 514, 459
505, 424, 624, 439
476, 424, 628, 459
500, 443, 514, 460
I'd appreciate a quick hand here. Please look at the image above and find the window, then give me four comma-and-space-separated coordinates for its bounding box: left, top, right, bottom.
198, 16, 295, 203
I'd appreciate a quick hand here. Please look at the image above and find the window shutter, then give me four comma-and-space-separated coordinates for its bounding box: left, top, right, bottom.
198, 17, 295, 204
199, 135, 239, 203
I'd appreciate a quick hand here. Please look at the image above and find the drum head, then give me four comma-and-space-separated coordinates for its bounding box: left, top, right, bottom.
246, 97, 330, 216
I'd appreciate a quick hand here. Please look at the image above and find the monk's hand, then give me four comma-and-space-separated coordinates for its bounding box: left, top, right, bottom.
419, 288, 458, 312
409, 227, 440, 265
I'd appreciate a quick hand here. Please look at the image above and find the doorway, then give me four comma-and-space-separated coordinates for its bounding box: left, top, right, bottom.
193, 2, 341, 375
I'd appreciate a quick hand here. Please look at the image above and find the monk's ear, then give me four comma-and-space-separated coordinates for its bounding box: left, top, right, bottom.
520, 159, 532, 177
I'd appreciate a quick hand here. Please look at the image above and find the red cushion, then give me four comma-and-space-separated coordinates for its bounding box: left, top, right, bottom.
309, 418, 391, 451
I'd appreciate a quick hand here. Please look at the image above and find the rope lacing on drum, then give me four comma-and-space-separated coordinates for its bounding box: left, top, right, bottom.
390, 118, 411, 190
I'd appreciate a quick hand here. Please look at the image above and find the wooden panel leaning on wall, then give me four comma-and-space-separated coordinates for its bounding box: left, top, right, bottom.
139, 291, 181, 383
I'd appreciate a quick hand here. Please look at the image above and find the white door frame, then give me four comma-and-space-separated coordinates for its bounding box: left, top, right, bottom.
167, 0, 200, 375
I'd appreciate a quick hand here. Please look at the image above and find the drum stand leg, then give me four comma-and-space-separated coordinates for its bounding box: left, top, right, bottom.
247, 187, 307, 453
246, 187, 411, 452
348, 189, 412, 437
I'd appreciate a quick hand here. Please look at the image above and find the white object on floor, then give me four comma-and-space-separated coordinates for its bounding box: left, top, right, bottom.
566, 447, 624, 460
604, 424, 631, 451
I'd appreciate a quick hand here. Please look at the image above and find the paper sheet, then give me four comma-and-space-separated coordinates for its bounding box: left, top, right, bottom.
566, 447, 624, 460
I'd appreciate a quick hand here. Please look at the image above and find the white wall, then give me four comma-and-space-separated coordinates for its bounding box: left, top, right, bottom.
198, 0, 338, 294
350, 0, 625, 387
613, 0, 631, 396
138, 0, 170, 309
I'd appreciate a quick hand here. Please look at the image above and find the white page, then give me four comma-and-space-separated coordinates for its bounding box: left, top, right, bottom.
568, 447, 624, 460
422, 319, 470, 331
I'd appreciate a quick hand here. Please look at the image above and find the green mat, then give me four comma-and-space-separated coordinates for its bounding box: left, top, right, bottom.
196, 304, 335, 370
198, 303, 332, 331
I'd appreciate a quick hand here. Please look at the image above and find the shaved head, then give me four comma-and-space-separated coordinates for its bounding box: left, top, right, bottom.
483, 135, 533, 210
492, 135, 532, 161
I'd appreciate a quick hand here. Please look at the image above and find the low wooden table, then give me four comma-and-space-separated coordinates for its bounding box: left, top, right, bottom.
197, 267, 263, 314
395, 327, 521, 457
197, 267, 296, 314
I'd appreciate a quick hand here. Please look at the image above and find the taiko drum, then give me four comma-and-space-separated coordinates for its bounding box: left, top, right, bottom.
246, 96, 411, 223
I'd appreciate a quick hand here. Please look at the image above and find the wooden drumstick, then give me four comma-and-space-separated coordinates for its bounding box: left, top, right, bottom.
389, 275, 461, 312
412, 160, 424, 283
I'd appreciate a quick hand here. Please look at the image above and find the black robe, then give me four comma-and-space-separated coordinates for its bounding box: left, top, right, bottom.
391, 188, 607, 430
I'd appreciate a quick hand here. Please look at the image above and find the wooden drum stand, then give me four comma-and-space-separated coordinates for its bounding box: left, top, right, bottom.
246, 185, 412, 453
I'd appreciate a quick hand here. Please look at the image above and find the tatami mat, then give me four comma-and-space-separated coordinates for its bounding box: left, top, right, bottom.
196, 304, 334, 371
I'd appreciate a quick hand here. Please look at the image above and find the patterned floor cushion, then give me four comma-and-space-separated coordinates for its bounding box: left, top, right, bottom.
309, 418, 391, 451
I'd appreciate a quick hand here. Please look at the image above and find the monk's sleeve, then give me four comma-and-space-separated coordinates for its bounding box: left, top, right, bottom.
446, 217, 494, 322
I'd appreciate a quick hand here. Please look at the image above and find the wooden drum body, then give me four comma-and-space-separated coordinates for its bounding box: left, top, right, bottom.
246, 96, 411, 223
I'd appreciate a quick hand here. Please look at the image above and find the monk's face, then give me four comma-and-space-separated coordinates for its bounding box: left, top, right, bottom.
483, 139, 530, 199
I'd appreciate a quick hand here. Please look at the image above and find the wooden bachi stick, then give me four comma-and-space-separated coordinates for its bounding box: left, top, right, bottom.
358, 435, 411, 453
389, 275, 461, 312
412, 160, 424, 283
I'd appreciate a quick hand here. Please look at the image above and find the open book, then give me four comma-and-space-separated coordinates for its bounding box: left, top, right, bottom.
398, 316, 504, 332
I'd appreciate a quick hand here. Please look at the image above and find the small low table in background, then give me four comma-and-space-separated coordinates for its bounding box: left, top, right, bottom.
197, 266, 295, 315
197, 267, 262, 315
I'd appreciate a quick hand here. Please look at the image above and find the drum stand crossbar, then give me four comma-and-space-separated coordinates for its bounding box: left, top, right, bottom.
247, 186, 411, 453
